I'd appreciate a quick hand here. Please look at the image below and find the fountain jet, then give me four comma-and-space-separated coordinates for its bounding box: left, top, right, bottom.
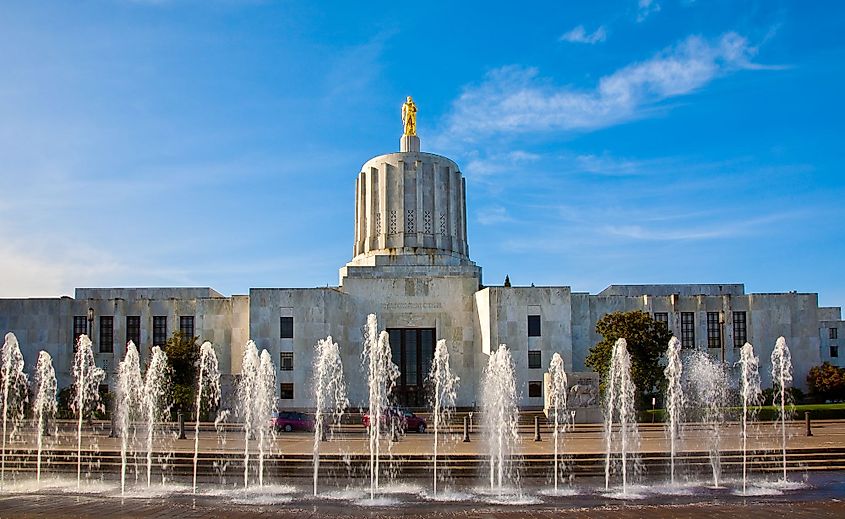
482, 344, 519, 494
664, 337, 685, 485
771, 336, 793, 482
1, 333, 28, 488
312, 336, 348, 497
429, 339, 459, 497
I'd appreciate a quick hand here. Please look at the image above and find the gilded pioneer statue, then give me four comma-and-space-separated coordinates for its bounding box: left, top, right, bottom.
401, 96, 417, 136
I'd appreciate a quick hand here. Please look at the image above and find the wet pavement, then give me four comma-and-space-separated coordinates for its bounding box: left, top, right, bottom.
1, 472, 844, 518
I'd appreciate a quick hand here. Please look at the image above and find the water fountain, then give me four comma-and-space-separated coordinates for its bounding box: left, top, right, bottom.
1, 332, 28, 488
481, 344, 519, 494
738, 341, 761, 494
686, 350, 729, 487
771, 336, 793, 482
547, 352, 569, 492
664, 336, 685, 485
239, 342, 260, 489
193, 341, 221, 494
117, 342, 144, 495
312, 336, 348, 497
361, 314, 399, 500
237, 341, 276, 489
32, 351, 57, 485
72, 334, 105, 490
429, 339, 459, 497
603, 338, 638, 495
143, 346, 170, 487
256, 349, 277, 487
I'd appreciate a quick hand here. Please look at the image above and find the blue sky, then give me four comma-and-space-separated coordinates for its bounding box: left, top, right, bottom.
1, 1, 843, 307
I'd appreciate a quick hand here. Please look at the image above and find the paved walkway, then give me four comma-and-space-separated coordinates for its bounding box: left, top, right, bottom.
7, 419, 843, 456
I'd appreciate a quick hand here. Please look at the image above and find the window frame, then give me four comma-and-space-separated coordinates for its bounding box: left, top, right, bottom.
528, 350, 542, 369
706, 312, 721, 349
73, 316, 88, 350
528, 381, 543, 398
280, 383, 294, 400
280, 351, 294, 371
99, 316, 114, 353
733, 311, 747, 348
527, 315, 541, 337
280, 316, 294, 339
179, 315, 195, 339
153, 316, 167, 347
680, 312, 695, 348
126, 316, 141, 349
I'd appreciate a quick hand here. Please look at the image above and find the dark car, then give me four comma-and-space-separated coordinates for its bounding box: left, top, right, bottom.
274, 411, 315, 432
362, 408, 427, 433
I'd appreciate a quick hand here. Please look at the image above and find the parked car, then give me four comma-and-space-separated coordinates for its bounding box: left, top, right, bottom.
362, 408, 427, 433
274, 411, 314, 432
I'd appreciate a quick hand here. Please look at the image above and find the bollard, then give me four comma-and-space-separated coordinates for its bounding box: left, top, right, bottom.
321, 418, 328, 442
463, 415, 470, 443
806, 411, 813, 437
534, 415, 541, 442
178, 411, 187, 440
108, 413, 117, 438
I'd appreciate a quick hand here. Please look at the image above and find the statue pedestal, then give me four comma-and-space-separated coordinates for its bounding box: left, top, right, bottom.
400, 134, 420, 153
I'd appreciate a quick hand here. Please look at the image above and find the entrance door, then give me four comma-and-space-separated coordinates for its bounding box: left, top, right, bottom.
387, 328, 435, 408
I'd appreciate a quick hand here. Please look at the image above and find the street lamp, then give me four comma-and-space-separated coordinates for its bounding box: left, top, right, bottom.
87, 307, 94, 339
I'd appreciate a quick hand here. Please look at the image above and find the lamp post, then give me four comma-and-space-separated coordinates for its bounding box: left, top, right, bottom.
87, 307, 94, 340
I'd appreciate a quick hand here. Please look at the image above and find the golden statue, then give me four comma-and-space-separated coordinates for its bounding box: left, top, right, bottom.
401, 96, 417, 136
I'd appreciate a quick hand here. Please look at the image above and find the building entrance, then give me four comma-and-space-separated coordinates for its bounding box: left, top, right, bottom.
387, 328, 435, 408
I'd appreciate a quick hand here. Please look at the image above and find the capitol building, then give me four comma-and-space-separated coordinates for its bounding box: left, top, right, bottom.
1, 108, 842, 411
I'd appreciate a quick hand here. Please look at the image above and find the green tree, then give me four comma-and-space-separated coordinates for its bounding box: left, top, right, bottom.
807, 362, 845, 402
585, 310, 673, 406
161, 330, 199, 415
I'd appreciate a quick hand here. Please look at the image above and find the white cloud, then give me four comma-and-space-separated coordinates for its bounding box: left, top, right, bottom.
560, 25, 607, 44
442, 32, 759, 140
637, 0, 661, 22
477, 206, 513, 226
464, 150, 541, 180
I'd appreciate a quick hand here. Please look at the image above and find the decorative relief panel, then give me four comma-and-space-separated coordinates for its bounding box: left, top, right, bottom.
406, 209, 415, 233
423, 210, 432, 234
389, 210, 397, 234
375, 213, 382, 235
439, 212, 447, 236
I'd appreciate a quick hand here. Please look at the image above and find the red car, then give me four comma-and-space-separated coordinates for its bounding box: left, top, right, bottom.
273, 411, 314, 432
362, 408, 427, 433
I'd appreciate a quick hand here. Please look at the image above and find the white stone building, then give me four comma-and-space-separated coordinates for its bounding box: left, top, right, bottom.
1, 133, 840, 409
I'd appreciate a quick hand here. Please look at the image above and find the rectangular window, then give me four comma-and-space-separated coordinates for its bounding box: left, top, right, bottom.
831, 328, 839, 340
280, 383, 294, 400
681, 312, 695, 348
831, 345, 839, 358
653, 312, 669, 326
733, 311, 747, 348
528, 381, 542, 398
73, 316, 88, 349
706, 312, 721, 349
153, 316, 167, 347
386, 327, 436, 407
99, 316, 114, 353
280, 316, 294, 339
179, 316, 195, 339
280, 352, 293, 371
528, 350, 542, 369
527, 315, 541, 337
126, 316, 141, 348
